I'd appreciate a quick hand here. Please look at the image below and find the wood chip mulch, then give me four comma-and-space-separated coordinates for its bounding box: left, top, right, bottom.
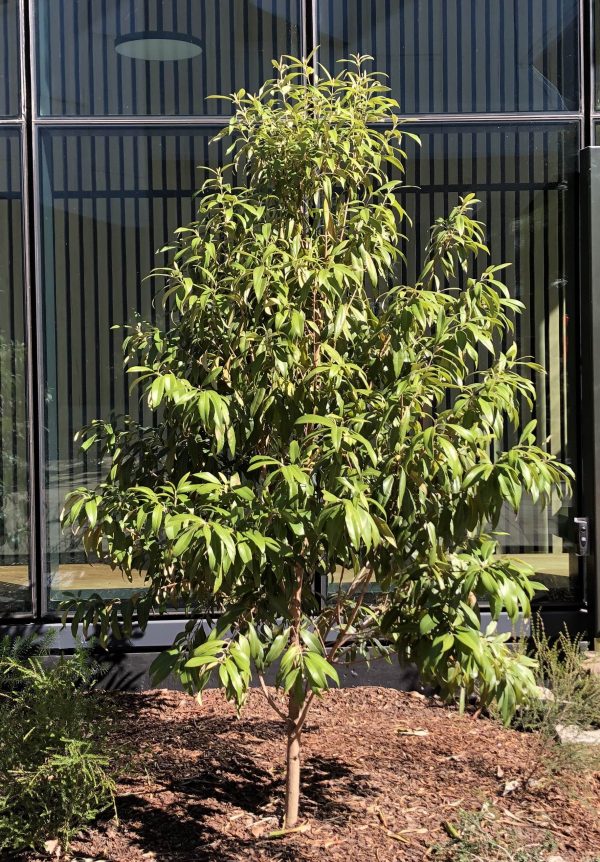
62, 687, 600, 861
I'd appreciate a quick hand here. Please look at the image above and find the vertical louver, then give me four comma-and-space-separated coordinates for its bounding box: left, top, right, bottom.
318, 0, 580, 113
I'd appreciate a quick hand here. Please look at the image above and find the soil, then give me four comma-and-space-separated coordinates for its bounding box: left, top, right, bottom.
55, 687, 600, 861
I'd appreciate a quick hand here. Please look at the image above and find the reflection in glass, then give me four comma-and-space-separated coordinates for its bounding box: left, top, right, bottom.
0, 0, 20, 117
40, 129, 228, 604
319, 0, 580, 113
36, 0, 302, 116
0, 131, 30, 613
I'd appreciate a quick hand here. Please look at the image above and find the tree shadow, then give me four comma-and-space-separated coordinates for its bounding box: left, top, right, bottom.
301, 754, 373, 817
89, 711, 373, 861
101, 792, 303, 862
166, 732, 280, 815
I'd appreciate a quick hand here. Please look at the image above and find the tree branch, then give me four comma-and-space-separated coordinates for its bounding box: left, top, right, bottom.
256, 670, 288, 722
296, 565, 374, 734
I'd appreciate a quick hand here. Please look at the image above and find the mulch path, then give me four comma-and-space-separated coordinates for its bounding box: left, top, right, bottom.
61, 687, 600, 861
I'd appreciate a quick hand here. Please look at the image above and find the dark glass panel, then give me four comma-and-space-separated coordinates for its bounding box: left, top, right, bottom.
596, 0, 600, 109
319, 0, 580, 113
0, 0, 20, 117
36, 0, 302, 117
40, 128, 228, 604
401, 123, 580, 599
0, 130, 30, 614
332, 123, 580, 600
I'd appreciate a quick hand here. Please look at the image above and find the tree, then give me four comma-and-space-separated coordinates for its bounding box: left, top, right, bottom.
62, 56, 572, 828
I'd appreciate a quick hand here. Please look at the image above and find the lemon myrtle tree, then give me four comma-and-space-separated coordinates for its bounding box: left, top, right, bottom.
62, 56, 572, 828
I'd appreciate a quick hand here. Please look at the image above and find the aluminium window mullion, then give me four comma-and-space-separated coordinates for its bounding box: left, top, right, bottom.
28, 114, 578, 133
18, 0, 43, 619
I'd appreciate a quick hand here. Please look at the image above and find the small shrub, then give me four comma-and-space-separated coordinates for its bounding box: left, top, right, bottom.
0, 630, 55, 692
512, 618, 600, 778
0, 637, 116, 853
433, 803, 556, 861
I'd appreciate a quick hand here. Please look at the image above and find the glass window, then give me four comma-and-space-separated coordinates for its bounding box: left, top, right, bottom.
0, 130, 30, 614
318, 0, 580, 113
0, 0, 20, 117
404, 123, 579, 599
333, 123, 580, 601
40, 128, 228, 605
36, 0, 302, 117
595, 0, 600, 109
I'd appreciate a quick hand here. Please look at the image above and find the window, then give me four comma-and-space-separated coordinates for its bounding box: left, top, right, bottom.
0, 1, 593, 623
0, 0, 20, 117
318, 0, 580, 113
0, 131, 29, 613
36, 0, 302, 116
34, 1, 303, 606
41, 128, 228, 604
399, 124, 580, 600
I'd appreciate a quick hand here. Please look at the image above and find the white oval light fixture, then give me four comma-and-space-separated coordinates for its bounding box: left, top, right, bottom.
115, 31, 203, 61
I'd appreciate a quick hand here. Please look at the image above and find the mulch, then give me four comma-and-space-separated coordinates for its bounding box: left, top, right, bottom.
53, 687, 600, 861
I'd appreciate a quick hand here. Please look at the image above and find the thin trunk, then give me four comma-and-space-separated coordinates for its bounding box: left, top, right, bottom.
284, 561, 304, 829
284, 690, 302, 828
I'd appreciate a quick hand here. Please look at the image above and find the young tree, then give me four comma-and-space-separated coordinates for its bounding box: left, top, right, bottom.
62, 56, 571, 828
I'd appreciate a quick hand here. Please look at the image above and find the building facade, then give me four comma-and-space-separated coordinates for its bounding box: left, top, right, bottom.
0, 0, 598, 644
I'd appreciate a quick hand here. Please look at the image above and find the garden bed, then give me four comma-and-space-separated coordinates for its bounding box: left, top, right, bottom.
56, 687, 600, 861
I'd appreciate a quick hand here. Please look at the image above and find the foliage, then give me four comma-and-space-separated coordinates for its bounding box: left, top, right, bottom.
432, 803, 557, 861
0, 637, 116, 852
0, 628, 55, 663
510, 618, 600, 778
61, 55, 571, 823
0, 630, 56, 699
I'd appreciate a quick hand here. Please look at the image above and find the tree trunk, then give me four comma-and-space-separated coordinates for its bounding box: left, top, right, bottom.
284, 561, 304, 829
284, 690, 302, 828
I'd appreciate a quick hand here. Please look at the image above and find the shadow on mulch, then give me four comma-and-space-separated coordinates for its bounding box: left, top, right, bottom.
111, 758, 363, 862
90, 707, 369, 862
112, 794, 311, 862
62, 688, 600, 862
302, 755, 372, 813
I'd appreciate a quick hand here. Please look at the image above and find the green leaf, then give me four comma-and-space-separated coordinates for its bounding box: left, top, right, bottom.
295, 414, 338, 429
305, 652, 339, 685
185, 654, 220, 669
300, 628, 325, 656
173, 528, 195, 556
344, 501, 362, 550
84, 499, 98, 528
304, 652, 327, 689
419, 613, 436, 635
279, 643, 300, 674
283, 666, 301, 694
253, 265, 266, 300
455, 628, 482, 658
264, 632, 289, 665
439, 438, 462, 476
